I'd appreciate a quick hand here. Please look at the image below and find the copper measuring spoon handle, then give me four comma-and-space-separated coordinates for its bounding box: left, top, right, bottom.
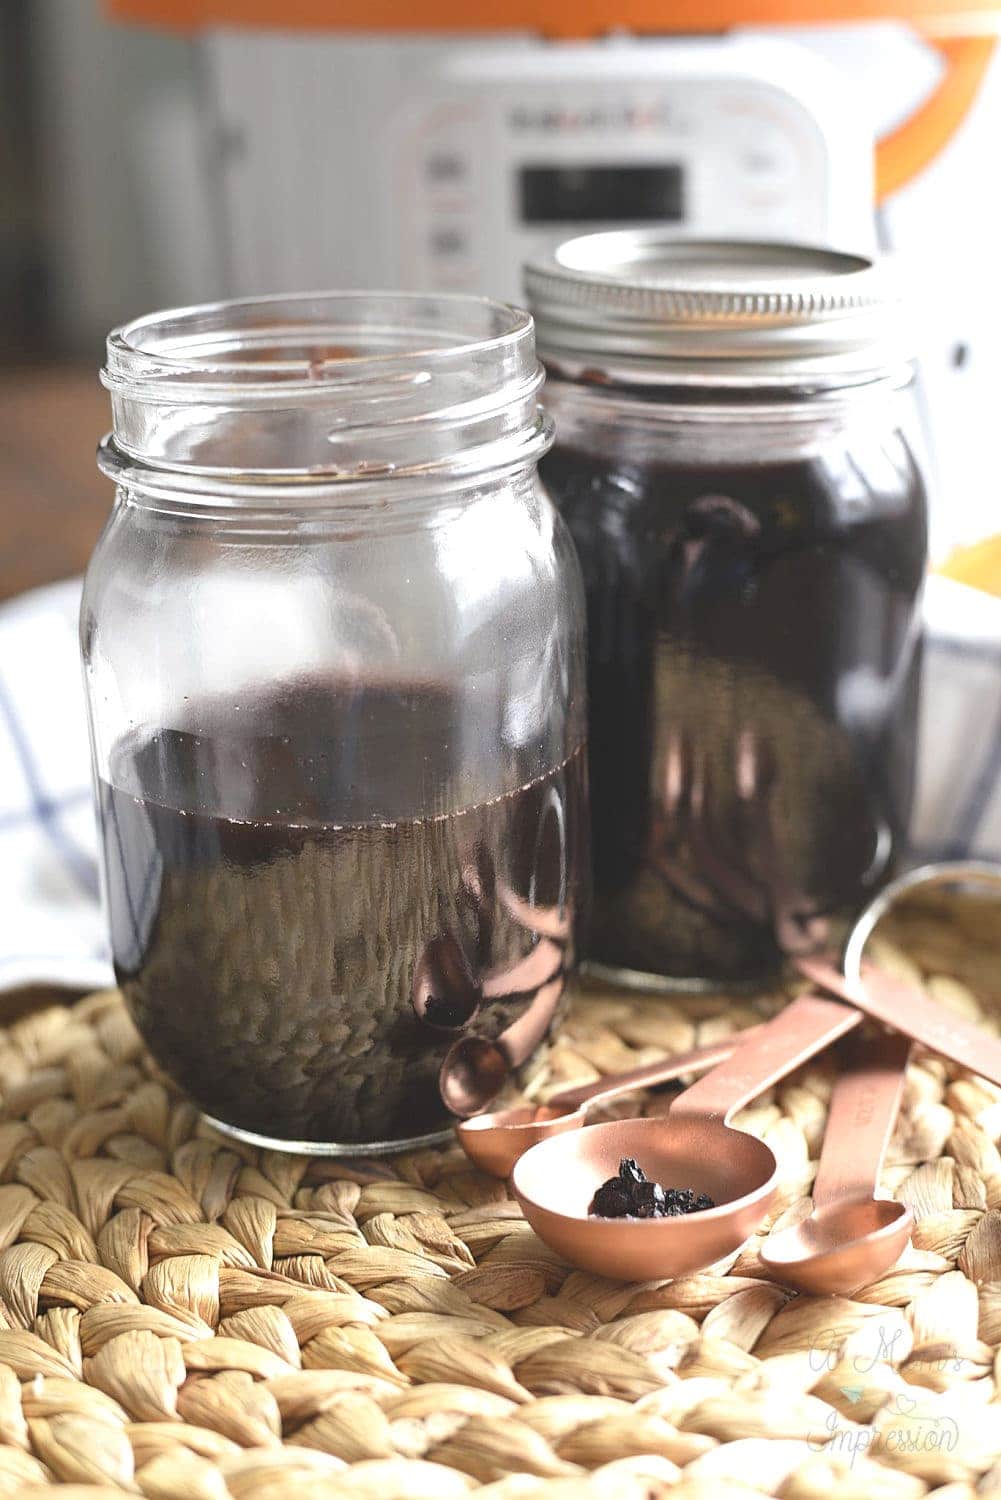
546, 1025, 764, 1114
811, 1031, 911, 1209
670, 994, 862, 1125
796, 955, 1001, 1087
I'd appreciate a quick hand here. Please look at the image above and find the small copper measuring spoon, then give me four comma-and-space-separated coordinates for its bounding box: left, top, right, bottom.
798, 951, 1001, 1087
841, 859, 1001, 988
795, 861, 1001, 1085
796, 971, 1001, 1099
457, 1025, 762, 1178
760, 1031, 913, 1294
440, 945, 566, 1119
762, 861, 1001, 1293
512, 994, 861, 1281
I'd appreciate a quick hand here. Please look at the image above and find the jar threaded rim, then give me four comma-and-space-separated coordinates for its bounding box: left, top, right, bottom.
101, 290, 550, 493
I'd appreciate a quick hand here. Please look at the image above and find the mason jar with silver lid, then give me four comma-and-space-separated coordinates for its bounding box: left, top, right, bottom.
527, 234, 928, 989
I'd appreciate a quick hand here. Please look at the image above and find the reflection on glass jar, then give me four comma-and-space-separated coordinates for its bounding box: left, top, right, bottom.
84, 293, 588, 1152
529, 235, 928, 987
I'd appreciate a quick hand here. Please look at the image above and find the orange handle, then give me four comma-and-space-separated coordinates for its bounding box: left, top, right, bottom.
107, 1, 997, 202
107, 2, 1001, 36
876, 32, 997, 201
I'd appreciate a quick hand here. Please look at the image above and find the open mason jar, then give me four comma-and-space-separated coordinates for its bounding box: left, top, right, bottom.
528, 235, 928, 990
83, 292, 588, 1154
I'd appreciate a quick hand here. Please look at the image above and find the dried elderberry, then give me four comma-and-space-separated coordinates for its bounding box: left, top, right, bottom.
589, 1157, 715, 1219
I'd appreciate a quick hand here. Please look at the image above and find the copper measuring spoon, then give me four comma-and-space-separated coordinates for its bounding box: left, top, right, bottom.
440, 944, 566, 1119
796, 860, 1001, 1085
457, 1025, 763, 1178
760, 1031, 913, 1294
795, 953, 1001, 1088
512, 993, 861, 1281
841, 859, 1001, 988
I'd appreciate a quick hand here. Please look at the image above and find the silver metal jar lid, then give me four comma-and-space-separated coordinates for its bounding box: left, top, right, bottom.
525, 232, 910, 389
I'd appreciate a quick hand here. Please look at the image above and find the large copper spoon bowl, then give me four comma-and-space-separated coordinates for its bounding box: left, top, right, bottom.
457, 1026, 762, 1178
512, 994, 861, 1282
760, 1031, 913, 1295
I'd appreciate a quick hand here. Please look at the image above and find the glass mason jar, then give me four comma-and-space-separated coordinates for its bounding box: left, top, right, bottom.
83, 292, 588, 1154
527, 235, 928, 989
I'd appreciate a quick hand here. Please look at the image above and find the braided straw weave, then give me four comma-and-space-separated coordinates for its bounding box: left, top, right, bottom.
1, 889, 1000, 1500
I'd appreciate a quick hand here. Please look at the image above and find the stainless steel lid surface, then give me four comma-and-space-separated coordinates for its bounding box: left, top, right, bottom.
525, 232, 910, 388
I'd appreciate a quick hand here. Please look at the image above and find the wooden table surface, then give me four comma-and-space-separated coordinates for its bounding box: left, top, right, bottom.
0, 365, 112, 601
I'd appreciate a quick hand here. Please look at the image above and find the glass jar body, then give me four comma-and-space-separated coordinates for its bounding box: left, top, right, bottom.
83, 468, 588, 1152
540, 376, 927, 988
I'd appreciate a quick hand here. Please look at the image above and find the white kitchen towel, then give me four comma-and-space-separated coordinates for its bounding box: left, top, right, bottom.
0, 579, 111, 993
0, 573, 999, 995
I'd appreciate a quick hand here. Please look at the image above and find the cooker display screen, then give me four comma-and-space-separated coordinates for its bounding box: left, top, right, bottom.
519, 164, 685, 224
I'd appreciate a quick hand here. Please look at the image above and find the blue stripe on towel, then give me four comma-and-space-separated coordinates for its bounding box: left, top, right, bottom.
0, 669, 101, 901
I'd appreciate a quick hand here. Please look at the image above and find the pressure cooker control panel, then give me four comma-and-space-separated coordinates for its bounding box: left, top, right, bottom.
393, 40, 875, 300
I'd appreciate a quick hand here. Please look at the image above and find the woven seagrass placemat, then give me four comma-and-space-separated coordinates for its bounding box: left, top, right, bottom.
1, 890, 1000, 1500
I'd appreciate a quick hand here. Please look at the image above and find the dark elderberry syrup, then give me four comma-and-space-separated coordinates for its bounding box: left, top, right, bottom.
541, 435, 927, 984
97, 680, 587, 1148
